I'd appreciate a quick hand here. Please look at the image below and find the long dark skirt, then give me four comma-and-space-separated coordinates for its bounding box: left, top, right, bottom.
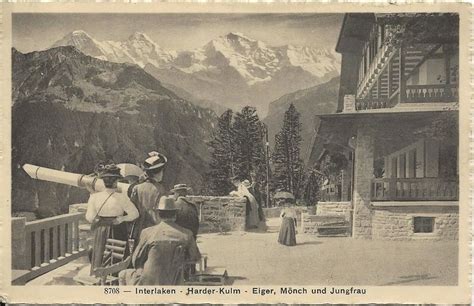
90, 217, 128, 275
278, 217, 296, 246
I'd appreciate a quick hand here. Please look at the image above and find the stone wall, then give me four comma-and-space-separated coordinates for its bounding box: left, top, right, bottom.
70, 196, 248, 235
186, 196, 247, 233
263, 207, 307, 219
316, 202, 352, 219
371, 205, 458, 240
302, 214, 347, 234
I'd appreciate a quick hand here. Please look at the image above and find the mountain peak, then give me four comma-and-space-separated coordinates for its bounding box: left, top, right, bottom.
128, 32, 153, 42
225, 32, 254, 41
71, 30, 90, 36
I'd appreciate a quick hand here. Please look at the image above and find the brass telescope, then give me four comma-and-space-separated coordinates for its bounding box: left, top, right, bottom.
22, 164, 131, 194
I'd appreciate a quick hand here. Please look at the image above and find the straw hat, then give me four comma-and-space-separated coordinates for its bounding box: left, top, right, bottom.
157, 195, 177, 211
171, 184, 192, 193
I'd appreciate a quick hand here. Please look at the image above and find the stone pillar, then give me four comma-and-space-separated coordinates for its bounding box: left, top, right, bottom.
341, 156, 353, 201
352, 124, 375, 239
12, 217, 28, 269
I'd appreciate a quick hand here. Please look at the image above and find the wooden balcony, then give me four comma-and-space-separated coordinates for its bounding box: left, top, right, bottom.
405, 84, 458, 103
371, 178, 458, 201
12, 212, 88, 285
353, 83, 458, 111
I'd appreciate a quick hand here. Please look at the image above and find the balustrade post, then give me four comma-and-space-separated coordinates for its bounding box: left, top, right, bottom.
67, 222, 73, 254
73, 220, 80, 252
398, 44, 406, 104
59, 224, 66, 258
33, 230, 41, 268
388, 178, 397, 199
52, 225, 59, 260
12, 217, 29, 269
444, 44, 452, 100
44, 228, 50, 264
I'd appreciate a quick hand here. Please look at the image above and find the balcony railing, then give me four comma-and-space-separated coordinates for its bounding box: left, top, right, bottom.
371, 178, 458, 201
405, 84, 458, 103
12, 212, 88, 285
355, 98, 390, 111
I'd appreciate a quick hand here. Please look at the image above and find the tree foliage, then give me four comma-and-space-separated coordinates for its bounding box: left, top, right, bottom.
232, 106, 267, 182
206, 107, 267, 196
381, 13, 459, 46
206, 110, 235, 195
271, 104, 304, 197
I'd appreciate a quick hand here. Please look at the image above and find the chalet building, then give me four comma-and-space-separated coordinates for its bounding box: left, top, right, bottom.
309, 13, 459, 240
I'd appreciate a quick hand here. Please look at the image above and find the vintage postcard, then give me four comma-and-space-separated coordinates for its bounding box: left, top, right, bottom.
0, 2, 471, 304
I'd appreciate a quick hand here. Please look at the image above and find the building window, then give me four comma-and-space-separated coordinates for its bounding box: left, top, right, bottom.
413, 217, 435, 233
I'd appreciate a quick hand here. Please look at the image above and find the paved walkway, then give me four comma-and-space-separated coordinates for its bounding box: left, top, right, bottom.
27, 218, 458, 286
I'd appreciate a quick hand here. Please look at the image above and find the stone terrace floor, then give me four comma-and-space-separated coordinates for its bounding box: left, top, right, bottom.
27, 218, 458, 286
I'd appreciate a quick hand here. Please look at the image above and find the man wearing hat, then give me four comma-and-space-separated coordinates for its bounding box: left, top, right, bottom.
85, 163, 139, 275
119, 196, 200, 285
129, 151, 168, 240
172, 184, 199, 240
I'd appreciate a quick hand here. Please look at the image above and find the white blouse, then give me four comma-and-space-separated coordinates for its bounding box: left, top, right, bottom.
280, 207, 297, 219
85, 189, 139, 223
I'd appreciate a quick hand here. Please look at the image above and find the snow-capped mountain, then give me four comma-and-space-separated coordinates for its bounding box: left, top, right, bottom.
51, 30, 340, 114
52, 30, 175, 68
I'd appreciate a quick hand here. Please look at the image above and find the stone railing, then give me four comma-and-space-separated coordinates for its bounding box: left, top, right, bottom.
12, 212, 87, 285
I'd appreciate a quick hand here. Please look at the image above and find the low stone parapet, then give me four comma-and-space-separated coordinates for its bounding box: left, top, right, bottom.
186, 196, 246, 233
263, 206, 308, 219
70, 196, 248, 236
316, 201, 352, 218
301, 214, 348, 235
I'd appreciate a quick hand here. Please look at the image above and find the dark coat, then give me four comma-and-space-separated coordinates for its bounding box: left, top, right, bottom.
175, 197, 200, 239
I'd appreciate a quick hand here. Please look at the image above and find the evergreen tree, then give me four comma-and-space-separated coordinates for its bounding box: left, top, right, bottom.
206, 110, 235, 195
232, 107, 267, 185
271, 103, 303, 197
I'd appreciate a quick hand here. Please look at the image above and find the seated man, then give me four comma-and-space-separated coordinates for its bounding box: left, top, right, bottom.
119, 196, 200, 285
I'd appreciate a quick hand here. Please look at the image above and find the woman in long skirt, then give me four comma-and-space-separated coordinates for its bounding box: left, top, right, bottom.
278, 206, 297, 246
85, 164, 139, 275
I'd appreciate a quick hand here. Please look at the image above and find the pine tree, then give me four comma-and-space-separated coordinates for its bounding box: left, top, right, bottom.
232, 107, 267, 185
206, 110, 235, 195
271, 103, 303, 197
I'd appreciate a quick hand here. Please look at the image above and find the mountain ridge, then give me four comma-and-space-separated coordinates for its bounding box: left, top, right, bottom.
264, 76, 340, 163
12, 46, 216, 215
50, 30, 340, 115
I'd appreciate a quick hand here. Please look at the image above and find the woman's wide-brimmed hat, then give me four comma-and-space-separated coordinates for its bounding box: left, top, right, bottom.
98, 164, 122, 179
171, 184, 192, 193
242, 180, 251, 188
157, 195, 177, 211
142, 151, 168, 171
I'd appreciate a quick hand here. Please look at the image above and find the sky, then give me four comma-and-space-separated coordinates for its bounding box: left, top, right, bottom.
13, 13, 343, 53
